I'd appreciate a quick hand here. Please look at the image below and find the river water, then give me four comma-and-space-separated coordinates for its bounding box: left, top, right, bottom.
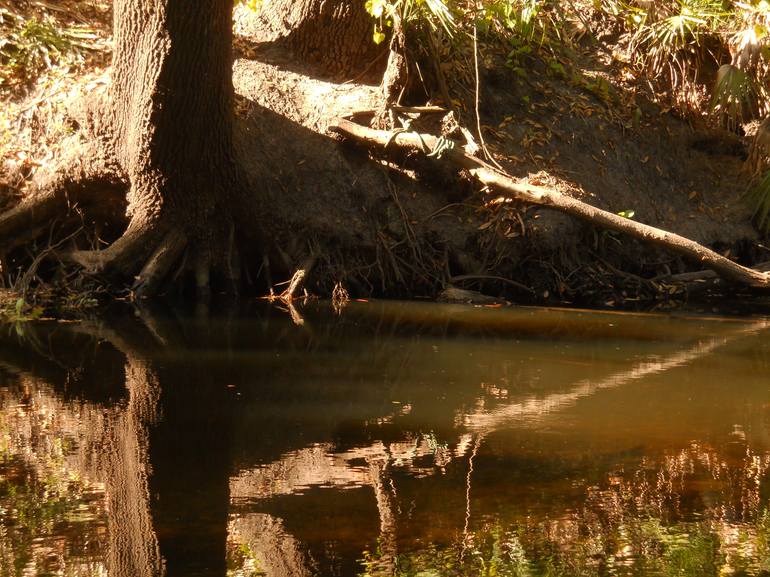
1, 301, 769, 576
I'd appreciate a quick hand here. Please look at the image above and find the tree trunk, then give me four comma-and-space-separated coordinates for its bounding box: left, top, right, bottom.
0, 0, 249, 297
0, 0, 404, 299
99, 0, 240, 290
254, 0, 383, 78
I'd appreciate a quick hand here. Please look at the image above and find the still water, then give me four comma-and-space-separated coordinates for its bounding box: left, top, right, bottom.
1, 301, 770, 577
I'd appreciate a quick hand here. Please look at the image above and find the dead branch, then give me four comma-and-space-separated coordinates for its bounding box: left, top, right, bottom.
330, 118, 770, 289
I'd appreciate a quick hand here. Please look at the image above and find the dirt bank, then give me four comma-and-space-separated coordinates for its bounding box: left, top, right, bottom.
1, 3, 767, 309
229, 5, 764, 306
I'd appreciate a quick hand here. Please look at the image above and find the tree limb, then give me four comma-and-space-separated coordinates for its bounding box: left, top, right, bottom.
330, 118, 770, 289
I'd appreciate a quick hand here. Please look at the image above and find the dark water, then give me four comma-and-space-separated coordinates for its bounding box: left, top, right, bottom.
1, 301, 770, 577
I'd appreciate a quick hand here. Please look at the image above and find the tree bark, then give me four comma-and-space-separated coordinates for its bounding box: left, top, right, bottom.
17, 0, 252, 298
105, 0, 239, 276
254, 0, 382, 78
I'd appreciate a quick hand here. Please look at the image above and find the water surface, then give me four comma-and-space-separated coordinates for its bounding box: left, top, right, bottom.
1, 301, 769, 576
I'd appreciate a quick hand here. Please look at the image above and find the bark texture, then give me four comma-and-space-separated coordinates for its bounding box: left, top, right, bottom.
102, 0, 240, 281
254, 0, 382, 77
4, 0, 251, 297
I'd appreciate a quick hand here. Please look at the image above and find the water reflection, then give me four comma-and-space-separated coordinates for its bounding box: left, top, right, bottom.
0, 303, 769, 576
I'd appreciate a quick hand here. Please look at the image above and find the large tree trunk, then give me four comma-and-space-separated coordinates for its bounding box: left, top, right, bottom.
110, 0, 237, 232
95, 0, 241, 294
0, 0, 248, 298
252, 0, 383, 78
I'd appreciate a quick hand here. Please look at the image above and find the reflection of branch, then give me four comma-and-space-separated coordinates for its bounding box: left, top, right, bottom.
462, 320, 770, 435
461, 435, 482, 562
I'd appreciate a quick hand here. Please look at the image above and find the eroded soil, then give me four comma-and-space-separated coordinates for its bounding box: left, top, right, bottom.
0, 2, 766, 307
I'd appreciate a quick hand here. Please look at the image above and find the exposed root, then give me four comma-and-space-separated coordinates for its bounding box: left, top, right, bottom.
0, 193, 69, 249
69, 218, 166, 278
132, 229, 187, 299
0, 143, 125, 251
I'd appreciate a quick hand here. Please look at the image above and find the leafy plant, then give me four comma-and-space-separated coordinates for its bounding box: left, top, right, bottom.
1, 298, 43, 323
365, 0, 455, 45
599, 0, 770, 125
484, 0, 547, 41
711, 63, 757, 128
0, 12, 71, 89
0, 7, 106, 94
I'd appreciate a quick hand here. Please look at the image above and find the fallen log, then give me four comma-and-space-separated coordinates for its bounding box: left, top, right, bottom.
330, 118, 770, 289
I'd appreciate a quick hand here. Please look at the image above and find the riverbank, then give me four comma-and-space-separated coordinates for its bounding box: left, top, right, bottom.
1, 1, 768, 311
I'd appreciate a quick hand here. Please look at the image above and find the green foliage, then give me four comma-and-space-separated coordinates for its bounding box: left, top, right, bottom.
611, 0, 727, 96
0, 11, 71, 89
600, 0, 770, 124
0, 297, 43, 323
711, 63, 757, 128
365, 0, 455, 45
483, 0, 547, 41
0, 6, 106, 94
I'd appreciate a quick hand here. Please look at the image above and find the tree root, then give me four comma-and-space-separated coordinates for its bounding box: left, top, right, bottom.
330, 118, 770, 290
69, 218, 166, 278
132, 229, 187, 298
0, 144, 126, 252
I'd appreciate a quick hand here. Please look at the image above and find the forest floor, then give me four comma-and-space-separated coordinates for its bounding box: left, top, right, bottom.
1, 1, 768, 311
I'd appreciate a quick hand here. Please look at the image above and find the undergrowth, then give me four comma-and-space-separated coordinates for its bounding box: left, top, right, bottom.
0, 3, 109, 97
356, 0, 770, 235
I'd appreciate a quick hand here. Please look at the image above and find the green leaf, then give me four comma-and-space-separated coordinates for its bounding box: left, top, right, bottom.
373, 29, 386, 44
365, 0, 387, 18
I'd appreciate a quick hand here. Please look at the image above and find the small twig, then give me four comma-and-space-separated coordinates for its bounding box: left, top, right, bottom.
427, 28, 453, 111
391, 105, 447, 114
283, 269, 306, 300
271, 256, 316, 303
16, 224, 84, 297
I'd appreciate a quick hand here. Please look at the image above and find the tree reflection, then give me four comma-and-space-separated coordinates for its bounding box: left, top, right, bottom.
381, 440, 770, 577
0, 304, 769, 576
0, 314, 233, 577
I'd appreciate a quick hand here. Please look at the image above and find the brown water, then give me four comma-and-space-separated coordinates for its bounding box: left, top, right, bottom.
1, 301, 770, 576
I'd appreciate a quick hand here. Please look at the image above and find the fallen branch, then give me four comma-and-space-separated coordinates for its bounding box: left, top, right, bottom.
330, 118, 770, 289
263, 257, 316, 304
